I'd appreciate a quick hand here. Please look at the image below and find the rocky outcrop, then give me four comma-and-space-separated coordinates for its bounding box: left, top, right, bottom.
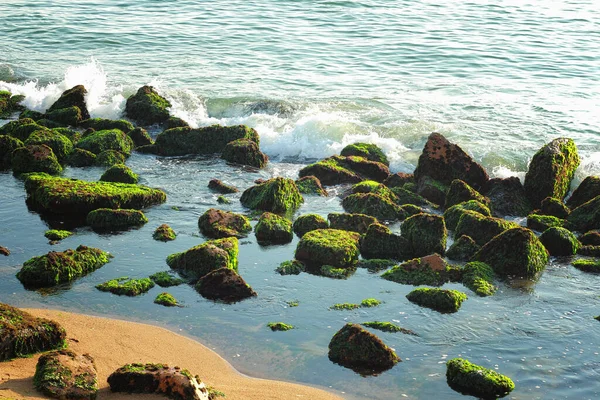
195, 268, 257, 303
295, 175, 328, 196
444, 179, 489, 210
0, 135, 24, 169
221, 138, 268, 168
327, 212, 377, 234
340, 142, 389, 166
76, 129, 134, 156
401, 213, 447, 257
167, 237, 238, 281
360, 223, 411, 260
454, 210, 518, 246
298, 155, 389, 185
292, 214, 329, 237
341, 192, 403, 221
11, 144, 63, 175
539, 227, 580, 256
198, 208, 252, 239
382, 254, 459, 286
446, 235, 480, 261
566, 176, 600, 210
153, 125, 259, 156
240, 177, 303, 214
34, 350, 98, 399
482, 176, 532, 217
295, 229, 361, 268
567, 195, 600, 232
446, 358, 514, 399
153, 224, 177, 241
99, 164, 139, 184
125, 86, 171, 126
47, 85, 90, 121
254, 212, 293, 244
208, 179, 238, 194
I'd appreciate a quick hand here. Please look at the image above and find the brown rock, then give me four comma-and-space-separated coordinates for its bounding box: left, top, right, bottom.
34, 350, 98, 400
0, 246, 9, 256
195, 268, 257, 303
402, 253, 447, 272
383, 172, 414, 188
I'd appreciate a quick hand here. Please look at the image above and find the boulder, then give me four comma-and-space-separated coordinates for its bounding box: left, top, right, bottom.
154, 292, 179, 307
0, 90, 25, 117
382, 254, 459, 286
0, 246, 10, 256
295, 175, 328, 196
128, 127, 154, 147
16, 245, 112, 289
401, 213, 447, 257
390, 186, 434, 207
351, 180, 396, 200
45, 106, 83, 126
167, 237, 238, 281
406, 288, 467, 313
579, 230, 600, 246
446, 358, 515, 399
164, 116, 190, 129
96, 277, 155, 296
154, 125, 259, 156
86, 208, 148, 231
571, 259, 600, 273
11, 144, 63, 175
342, 192, 403, 221
413, 132, 489, 190
198, 208, 251, 239
254, 212, 293, 244
328, 323, 399, 375
221, 138, 268, 168
34, 350, 98, 400
446, 235, 480, 261
153, 224, 177, 241
539, 227, 580, 256
24, 130, 73, 161
99, 164, 139, 184
276, 260, 306, 275
360, 223, 412, 260
44, 229, 73, 241
0, 135, 24, 169
240, 177, 303, 214
125, 86, 171, 126
67, 148, 96, 167
149, 271, 184, 287
473, 227, 549, 278
539, 197, 570, 219
383, 172, 414, 188
327, 212, 377, 234
524, 138, 580, 207
567, 195, 600, 232
76, 129, 134, 155
195, 268, 257, 303
566, 176, 600, 209
208, 179, 238, 194
415, 175, 448, 206
0, 118, 41, 141
107, 363, 209, 400
0, 303, 66, 360
340, 142, 389, 166
482, 176, 532, 217
455, 210, 518, 246
298, 155, 389, 185
295, 229, 361, 268
461, 261, 496, 297
90, 150, 127, 166
47, 85, 90, 120
292, 214, 328, 237
80, 118, 134, 133
444, 179, 489, 209
526, 213, 565, 232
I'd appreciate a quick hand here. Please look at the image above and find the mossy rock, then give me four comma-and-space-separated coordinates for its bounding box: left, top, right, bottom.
473, 227, 549, 278
539, 227, 580, 256
319, 265, 356, 279
351, 180, 396, 200
299, 155, 389, 185
571, 259, 600, 273
356, 259, 395, 273
96, 276, 155, 296
415, 175, 448, 206
86, 208, 148, 231
128, 127, 154, 148
383, 172, 414, 188
295, 229, 361, 268
361, 321, 417, 335
154, 292, 178, 307
567, 176, 600, 210
526, 213, 565, 232
153, 224, 176, 241
47, 85, 90, 120
446, 235, 480, 261
0, 91, 25, 117
24, 174, 166, 216
483, 176, 533, 217
24, 129, 73, 161
292, 214, 329, 238
255, 212, 293, 244
444, 200, 495, 234
76, 129, 134, 156
0, 303, 66, 360
80, 118, 134, 133
327, 212, 377, 234
577, 245, 600, 257
16, 245, 112, 289
164, 116, 190, 129
1, 119, 42, 141
446, 358, 515, 398
167, 237, 238, 281
198, 208, 252, 239
267, 322, 294, 331
99, 164, 139, 184
34, 349, 98, 399
52, 127, 81, 145
330, 303, 360, 310
0, 135, 24, 169
195, 267, 257, 303
360, 222, 412, 260
444, 179, 490, 209
462, 261, 496, 297
125, 85, 171, 126
217, 195, 231, 204
221, 138, 268, 168
342, 192, 403, 221
579, 230, 600, 246
567, 195, 600, 232
401, 212, 447, 257
95, 150, 127, 166
524, 138, 580, 207
295, 175, 327, 196
406, 288, 467, 313
382, 254, 459, 286
154, 124, 259, 156
11, 144, 63, 175
389, 186, 434, 208
328, 323, 399, 375
45, 106, 83, 127
539, 197, 570, 219
276, 260, 306, 275
66, 148, 96, 167
149, 271, 184, 287
240, 177, 303, 214
208, 179, 238, 194
36, 119, 63, 129
340, 142, 389, 166
455, 210, 518, 246
44, 229, 73, 241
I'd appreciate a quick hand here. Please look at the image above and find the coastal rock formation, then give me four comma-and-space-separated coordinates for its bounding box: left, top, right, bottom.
128, 127, 154, 147
24, 129, 73, 162
125, 86, 171, 126
99, 164, 139, 184
298, 155, 389, 185
401, 213, 447, 257
444, 179, 490, 210
446, 358, 515, 398
76, 129, 134, 156
360, 223, 411, 260
154, 292, 179, 307
221, 138, 268, 168
461, 261, 496, 297
295, 175, 327, 196
292, 214, 329, 238
254, 212, 293, 244
240, 177, 303, 214
195, 267, 257, 302
0, 90, 25, 117
406, 288, 467, 313
340, 142, 389, 166
446, 235, 480, 261
341, 192, 403, 221
150, 271, 184, 287
567, 195, 600, 232
539, 197, 570, 219
34, 349, 98, 399
382, 254, 459, 286
47, 85, 91, 121
153, 224, 177, 241
566, 176, 600, 209
96, 277, 155, 296
482, 176, 532, 217
295, 229, 361, 268
526, 213, 565, 232
11, 144, 63, 175
383, 172, 414, 188
327, 212, 377, 234
0, 135, 24, 169
454, 210, 518, 246
167, 237, 238, 281
94, 149, 126, 166
80, 118, 134, 134
45, 106, 83, 127
198, 208, 252, 239
539, 227, 580, 256
415, 176, 448, 205
67, 148, 96, 167
86, 208, 148, 231
208, 179, 238, 194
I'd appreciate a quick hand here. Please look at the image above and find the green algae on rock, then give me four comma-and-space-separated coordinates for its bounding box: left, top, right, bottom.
11, 144, 63, 175
153, 224, 177, 241
24, 129, 73, 162
96, 276, 155, 296
455, 210, 518, 246
267, 322, 294, 331
483, 176, 532, 217
361, 321, 417, 335
34, 349, 98, 399
328, 212, 377, 234
44, 229, 73, 241
66, 148, 96, 167
217, 195, 231, 204
195, 267, 257, 303
330, 302, 360, 310
444, 179, 490, 209
360, 222, 412, 260
526, 213, 565, 232
295, 175, 328, 196
567, 176, 600, 210
351, 180, 397, 200
446, 235, 480, 262
340, 142, 389, 165
539, 197, 570, 219
80, 118, 134, 133
361, 298, 382, 307
1, 118, 42, 141
0, 135, 24, 169
382, 254, 460, 286
292, 213, 329, 238
276, 260, 306, 275
149, 271, 185, 287
299, 155, 390, 185
86, 208, 148, 231
154, 292, 178, 307
128, 127, 153, 148
125, 85, 171, 126
254, 212, 293, 244
95, 150, 127, 166
446, 358, 515, 398
461, 261, 497, 297
17, 245, 112, 289
76, 129, 134, 156
579, 230, 600, 246
406, 288, 467, 313
221, 138, 268, 168
356, 259, 395, 272
319, 265, 356, 279
539, 227, 580, 256
100, 164, 139, 184
208, 179, 238, 194
47, 85, 90, 120
167, 237, 238, 281
567, 195, 600, 232
198, 208, 252, 239
45, 105, 83, 127
342, 192, 403, 221
571, 259, 600, 273
240, 177, 303, 214
295, 229, 361, 268
0, 303, 66, 360
401, 212, 447, 257
443, 200, 492, 231
0, 90, 25, 118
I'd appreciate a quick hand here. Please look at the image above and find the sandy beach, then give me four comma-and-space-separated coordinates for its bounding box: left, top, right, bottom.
0, 308, 344, 400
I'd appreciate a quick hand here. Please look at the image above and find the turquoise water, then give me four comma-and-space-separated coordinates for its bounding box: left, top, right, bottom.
1, 1, 600, 399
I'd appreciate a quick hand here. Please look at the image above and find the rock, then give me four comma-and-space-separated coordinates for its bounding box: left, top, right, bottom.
198, 208, 251, 239
267, 322, 294, 331
342, 192, 403, 220
444, 179, 489, 209
76, 129, 134, 156
0, 90, 25, 117
328, 323, 399, 375
351, 180, 397, 199
382, 254, 460, 286
0, 303, 66, 360
579, 230, 600, 246
221, 138, 268, 168
153, 224, 177, 241
44, 229, 73, 241
150, 271, 184, 287
80, 118, 134, 133
292, 214, 329, 237
45, 106, 83, 127
295, 175, 328, 196
255, 212, 293, 244
406, 288, 467, 313
390, 186, 434, 208
99, 164, 139, 184
0, 118, 41, 141
86, 208, 148, 231
0, 246, 9, 256
319, 265, 356, 279
414, 132, 489, 190
167, 237, 238, 281
360, 223, 411, 260
24, 174, 166, 216
16, 245, 112, 289
526, 213, 565, 232
24, 129, 73, 161
125, 86, 171, 126
154, 125, 259, 156
97, 150, 127, 167
446, 358, 515, 399
67, 148, 96, 167
473, 227, 549, 278
96, 276, 155, 296
107, 363, 209, 400
11, 144, 63, 175
240, 177, 303, 214
276, 260, 306, 275
47, 85, 90, 120
566, 176, 600, 209
383, 172, 414, 188
446, 235, 480, 261
482, 176, 532, 217
164, 116, 190, 129
401, 213, 447, 257
34, 349, 98, 400
128, 127, 154, 147
577, 245, 600, 257
298, 155, 389, 185
361, 321, 417, 335
154, 292, 179, 307
539, 227, 580, 256
0, 135, 24, 169
455, 210, 518, 246
295, 229, 361, 268
539, 197, 570, 219
208, 179, 238, 194
340, 142, 389, 166
195, 267, 257, 302
524, 138, 580, 207
461, 261, 496, 297
327, 212, 377, 234
416, 175, 448, 206
571, 259, 600, 273
567, 195, 600, 232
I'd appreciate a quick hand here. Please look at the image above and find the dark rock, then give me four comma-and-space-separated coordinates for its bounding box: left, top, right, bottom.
11, 144, 63, 175
167, 237, 238, 281
390, 186, 434, 207
295, 229, 361, 268
66, 148, 96, 167
328, 212, 377, 234
47, 85, 90, 120
539, 197, 570, 219
208, 179, 238, 194
125, 86, 171, 126
446, 235, 480, 261
240, 177, 303, 214
80, 118, 134, 133
579, 230, 600, 246
382, 254, 459, 286
95, 150, 126, 167
0, 135, 24, 169
154, 125, 259, 156
340, 142, 389, 166
298, 155, 389, 185
276, 260, 306, 275
360, 223, 412, 260
221, 138, 268, 168
446, 358, 514, 399
342, 192, 403, 221
406, 288, 467, 313
567, 195, 600, 232
383, 172, 414, 188
539, 227, 580, 256
292, 214, 329, 237
0, 118, 41, 141
128, 127, 154, 147
577, 245, 600, 257
254, 212, 293, 244
482, 176, 532, 217
86, 208, 148, 231
455, 210, 518, 246
198, 208, 251, 239
0, 91, 25, 117
99, 164, 139, 184
526, 213, 565, 232
195, 267, 257, 303
164, 116, 190, 129
416, 175, 448, 206
295, 175, 328, 196
401, 213, 447, 257
45, 106, 83, 127
444, 179, 489, 209
566, 176, 600, 210
34, 349, 98, 400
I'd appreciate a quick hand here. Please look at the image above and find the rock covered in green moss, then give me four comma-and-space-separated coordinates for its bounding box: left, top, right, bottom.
154, 292, 178, 307
125, 85, 171, 126
24, 129, 73, 161
86, 208, 148, 231
415, 175, 448, 205
149, 271, 184, 287
164, 116, 190, 129
0, 303, 66, 360
100, 164, 139, 184
328, 323, 400, 375
342, 192, 403, 220
16, 245, 112, 288
539, 197, 570, 219
361, 321, 417, 335
383, 172, 413, 188
0, 135, 24, 169
444, 179, 490, 209
571, 259, 600, 273
24, 174, 166, 215
195, 267, 257, 303
44, 229, 73, 241
276, 260, 306, 275
527, 213, 565, 232
298, 155, 389, 185
446, 358, 515, 398
66, 148, 96, 167
11, 144, 63, 175
462, 261, 496, 296
0, 90, 25, 117
401, 213, 447, 257
360, 222, 411, 260
446, 235, 480, 261
95, 150, 127, 166
34, 349, 98, 399
406, 288, 467, 313
382, 254, 459, 286
455, 210, 518, 246
80, 118, 134, 133
356, 259, 395, 272
47, 85, 90, 120
208, 179, 238, 194
0, 118, 42, 141
329, 302, 360, 310
198, 208, 251, 239
96, 276, 155, 296
483, 176, 532, 217
567, 195, 600, 232
167, 237, 238, 281
153, 224, 176, 241
128, 127, 154, 148
154, 125, 259, 156
240, 177, 303, 214
45, 106, 83, 127
524, 138, 580, 207
295, 229, 361, 268
351, 180, 396, 200
567, 176, 600, 210
327, 212, 376, 234
292, 214, 329, 237
340, 142, 389, 166
474, 227, 549, 278
539, 227, 580, 256
267, 322, 294, 331
76, 129, 134, 156
255, 212, 293, 244
577, 245, 600, 257
221, 138, 268, 168
389, 186, 434, 208
319, 265, 356, 279
579, 230, 600, 245
444, 201, 492, 232
295, 175, 328, 196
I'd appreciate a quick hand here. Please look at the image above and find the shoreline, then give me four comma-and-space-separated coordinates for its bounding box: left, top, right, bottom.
0, 308, 344, 400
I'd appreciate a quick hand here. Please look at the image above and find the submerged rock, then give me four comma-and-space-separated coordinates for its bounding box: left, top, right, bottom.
195, 267, 257, 303
360, 223, 411, 260
96, 276, 155, 296
11, 144, 63, 175
566, 176, 600, 210
0, 246, 10, 256
446, 235, 480, 261
276, 260, 306, 275
167, 237, 238, 281
446, 358, 515, 399
340, 142, 389, 166
571, 259, 600, 273
240, 177, 303, 214
267, 322, 294, 331
361, 321, 417, 335
327, 212, 377, 234
47, 85, 90, 121
461, 261, 496, 297
125, 86, 171, 126
149, 271, 184, 287
295, 229, 361, 268
34, 349, 98, 400
99, 164, 139, 184
198, 208, 251, 239
406, 288, 467, 313
254, 212, 293, 244
539, 227, 580, 256
153, 224, 177, 241
295, 175, 328, 196
44, 229, 73, 241
292, 214, 329, 237
221, 138, 268, 168
154, 125, 259, 156
154, 292, 179, 307
401, 213, 447, 257
382, 254, 459, 286
208, 179, 238, 194
86, 208, 148, 231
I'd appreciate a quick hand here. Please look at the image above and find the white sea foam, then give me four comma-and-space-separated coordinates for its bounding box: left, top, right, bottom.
491, 165, 526, 183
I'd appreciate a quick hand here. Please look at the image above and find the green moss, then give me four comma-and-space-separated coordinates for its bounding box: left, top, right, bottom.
198, 208, 252, 239
1, 119, 42, 141
295, 175, 328, 196
446, 235, 480, 261
149, 271, 184, 287
267, 322, 294, 331
446, 358, 515, 398
128, 127, 153, 148
340, 142, 389, 166
222, 138, 268, 168
167, 237, 238, 280
96, 276, 155, 296
527, 213, 565, 232
356, 259, 395, 272
254, 212, 293, 244
444, 179, 489, 209
292, 214, 329, 237
455, 210, 518, 246
153, 224, 176, 241
540, 197, 570, 219
76, 129, 134, 156
208, 179, 238, 194
80, 118, 134, 133
154, 292, 178, 307
539, 226, 580, 256
361, 298, 382, 307
95, 150, 127, 166
86, 208, 148, 231
361, 322, 417, 335
567, 176, 600, 209
217, 195, 231, 204
286, 300, 299, 307
44, 230, 73, 241
45, 106, 83, 126
342, 192, 403, 220
295, 229, 361, 268
567, 195, 600, 232
66, 148, 96, 167
240, 177, 303, 214
327, 212, 376, 234
0, 91, 25, 117
24, 130, 73, 161
154, 125, 260, 155
462, 261, 497, 296
382, 255, 460, 286
443, 200, 492, 231
16, 245, 112, 288
406, 288, 467, 313
389, 186, 434, 208
125, 85, 171, 125
0, 135, 24, 169
360, 222, 412, 260
276, 260, 306, 275
99, 164, 139, 184
11, 144, 63, 175
401, 213, 447, 257
319, 265, 356, 279
571, 259, 600, 273
46, 85, 89, 120
351, 180, 396, 200
298, 156, 362, 185
330, 303, 360, 310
